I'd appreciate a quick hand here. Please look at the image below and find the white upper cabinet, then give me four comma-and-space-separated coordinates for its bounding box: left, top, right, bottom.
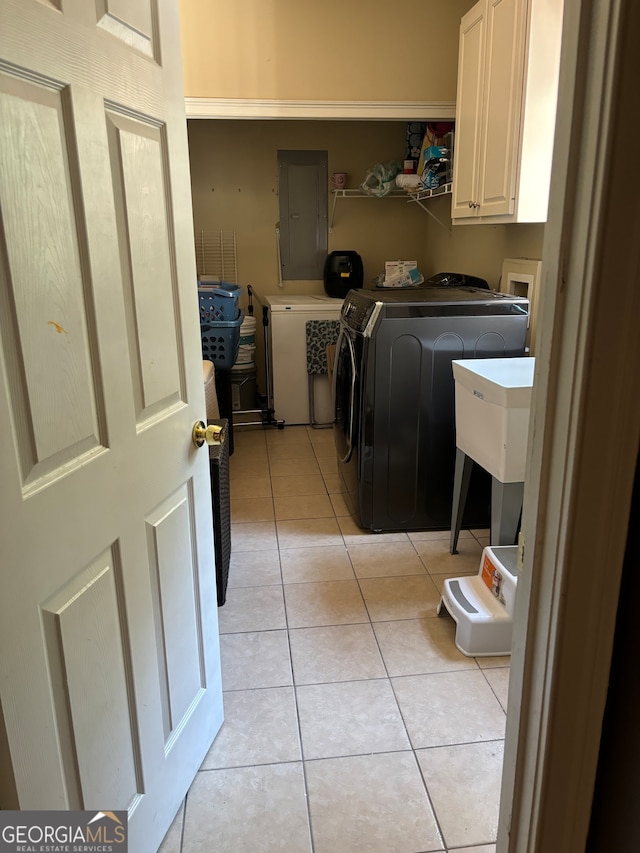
451, 0, 563, 224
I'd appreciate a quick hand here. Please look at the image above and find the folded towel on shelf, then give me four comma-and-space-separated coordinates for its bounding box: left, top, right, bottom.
395, 174, 421, 189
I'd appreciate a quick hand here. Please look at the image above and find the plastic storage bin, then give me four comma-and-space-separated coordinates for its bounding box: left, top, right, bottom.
201, 312, 244, 369
198, 282, 241, 323
230, 363, 257, 411
235, 314, 257, 366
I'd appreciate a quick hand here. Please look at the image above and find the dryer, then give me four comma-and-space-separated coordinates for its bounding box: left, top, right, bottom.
333, 287, 529, 532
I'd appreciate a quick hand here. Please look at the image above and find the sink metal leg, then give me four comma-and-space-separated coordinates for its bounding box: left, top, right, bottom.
491, 479, 524, 546
450, 449, 474, 554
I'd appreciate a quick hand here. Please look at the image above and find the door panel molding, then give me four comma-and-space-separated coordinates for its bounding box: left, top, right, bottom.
0, 74, 105, 488
41, 545, 141, 809
95, 0, 156, 59
106, 110, 183, 421
146, 485, 205, 741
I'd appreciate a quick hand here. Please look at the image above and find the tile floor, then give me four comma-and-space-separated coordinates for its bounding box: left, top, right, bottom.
160, 425, 510, 853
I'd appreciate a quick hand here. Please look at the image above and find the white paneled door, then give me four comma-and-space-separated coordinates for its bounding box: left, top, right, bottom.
0, 2, 223, 851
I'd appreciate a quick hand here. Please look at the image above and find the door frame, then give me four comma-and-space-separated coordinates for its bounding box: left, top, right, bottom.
181, 1, 640, 846
499, 0, 640, 848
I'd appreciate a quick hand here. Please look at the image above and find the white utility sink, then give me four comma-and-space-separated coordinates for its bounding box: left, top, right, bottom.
452, 357, 535, 483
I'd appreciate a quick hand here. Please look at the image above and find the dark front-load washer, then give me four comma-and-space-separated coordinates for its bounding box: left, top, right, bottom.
333, 286, 529, 531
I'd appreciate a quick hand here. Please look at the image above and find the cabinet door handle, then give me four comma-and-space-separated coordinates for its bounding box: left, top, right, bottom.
468, 201, 473, 208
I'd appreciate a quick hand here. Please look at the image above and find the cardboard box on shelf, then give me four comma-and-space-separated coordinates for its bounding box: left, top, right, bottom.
383, 260, 423, 288
385, 260, 417, 279
382, 261, 424, 288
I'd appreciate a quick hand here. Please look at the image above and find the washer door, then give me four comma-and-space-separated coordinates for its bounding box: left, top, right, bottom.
333, 327, 357, 463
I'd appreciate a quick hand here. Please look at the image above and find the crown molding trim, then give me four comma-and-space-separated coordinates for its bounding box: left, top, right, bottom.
184, 98, 456, 121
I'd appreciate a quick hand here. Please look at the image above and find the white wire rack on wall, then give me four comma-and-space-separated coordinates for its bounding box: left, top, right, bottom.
195, 230, 238, 282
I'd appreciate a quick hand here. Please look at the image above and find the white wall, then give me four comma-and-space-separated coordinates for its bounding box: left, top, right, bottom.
188, 119, 431, 296
421, 194, 544, 287
178, 0, 476, 101
182, 0, 547, 397
188, 117, 545, 398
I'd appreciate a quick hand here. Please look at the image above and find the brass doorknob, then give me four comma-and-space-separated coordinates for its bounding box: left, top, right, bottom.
192, 420, 225, 448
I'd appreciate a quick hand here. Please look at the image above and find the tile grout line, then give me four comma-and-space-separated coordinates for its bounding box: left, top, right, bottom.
362, 578, 452, 853
308, 427, 503, 852
305, 445, 448, 852
221, 427, 503, 853
221, 429, 318, 850
276, 486, 317, 853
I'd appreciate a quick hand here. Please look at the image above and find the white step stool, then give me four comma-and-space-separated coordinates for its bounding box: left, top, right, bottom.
437, 545, 519, 657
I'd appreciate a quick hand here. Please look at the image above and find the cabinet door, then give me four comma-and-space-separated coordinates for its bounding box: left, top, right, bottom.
476, 0, 526, 216
451, 1, 486, 218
